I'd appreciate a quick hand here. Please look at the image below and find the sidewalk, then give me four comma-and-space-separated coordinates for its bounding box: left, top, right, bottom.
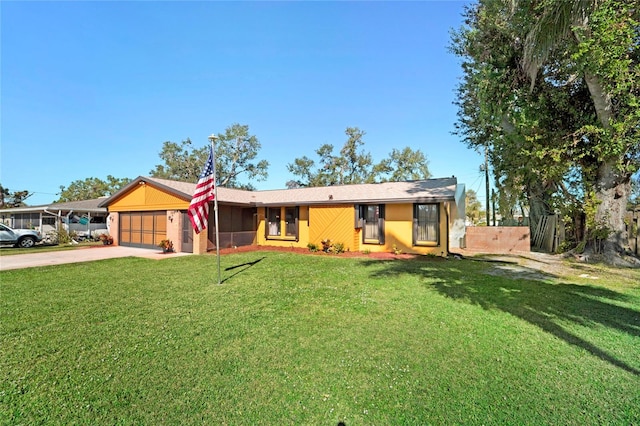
0, 245, 192, 271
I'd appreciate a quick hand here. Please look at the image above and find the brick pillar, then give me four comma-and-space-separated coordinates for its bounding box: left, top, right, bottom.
108, 212, 119, 245
166, 211, 182, 253
193, 229, 208, 254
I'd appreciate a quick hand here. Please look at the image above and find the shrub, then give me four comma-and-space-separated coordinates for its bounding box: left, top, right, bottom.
58, 228, 73, 244
307, 243, 319, 252
158, 239, 174, 252
44, 228, 80, 245
557, 240, 576, 254
331, 242, 345, 254
98, 233, 114, 245
321, 239, 332, 253
44, 230, 59, 244
91, 229, 109, 241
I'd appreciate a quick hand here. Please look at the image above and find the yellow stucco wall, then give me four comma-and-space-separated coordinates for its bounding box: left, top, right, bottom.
108, 183, 189, 212
255, 203, 448, 256
359, 203, 448, 256
308, 205, 356, 250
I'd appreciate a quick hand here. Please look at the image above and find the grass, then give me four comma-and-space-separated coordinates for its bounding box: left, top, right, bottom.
0, 240, 103, 256
1, 252, 639, 425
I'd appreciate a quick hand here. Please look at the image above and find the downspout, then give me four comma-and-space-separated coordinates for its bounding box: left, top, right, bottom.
65, 210, 74, 235
42, 207, 58, 217
444, 202, 450, 257
66, 210, 73, 223
43, 207, 61, 233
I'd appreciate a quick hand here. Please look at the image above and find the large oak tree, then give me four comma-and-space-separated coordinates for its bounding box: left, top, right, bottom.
452, 0, 639, 261
287, 127, 431, 188
0, 184, 32, 208
57, 176, 131, 202
150, 123, 269, 190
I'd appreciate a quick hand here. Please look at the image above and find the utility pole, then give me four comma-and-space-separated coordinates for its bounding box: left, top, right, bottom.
492, 188, 497, 226
484, 144, 490, 226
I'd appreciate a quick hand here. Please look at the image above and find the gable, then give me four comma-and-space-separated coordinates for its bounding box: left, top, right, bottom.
108, 182, 189, 212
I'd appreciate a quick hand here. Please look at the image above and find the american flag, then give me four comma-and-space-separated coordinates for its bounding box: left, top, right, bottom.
188, 146, 216, 234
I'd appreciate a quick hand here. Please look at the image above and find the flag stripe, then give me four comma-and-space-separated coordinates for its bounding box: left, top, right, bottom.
188, 146, 216, 234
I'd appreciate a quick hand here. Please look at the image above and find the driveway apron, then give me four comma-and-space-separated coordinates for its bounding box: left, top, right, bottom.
0, 246, 191, 271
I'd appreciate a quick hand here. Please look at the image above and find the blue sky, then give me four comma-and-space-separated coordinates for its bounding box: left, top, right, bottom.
1, 0, 485, 207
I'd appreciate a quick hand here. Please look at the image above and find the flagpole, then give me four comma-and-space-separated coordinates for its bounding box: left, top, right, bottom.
208, 134, 222, 284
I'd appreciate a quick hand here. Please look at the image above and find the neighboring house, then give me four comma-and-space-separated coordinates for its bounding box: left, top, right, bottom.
99, 176, 466, 256
0, 198, 110, 239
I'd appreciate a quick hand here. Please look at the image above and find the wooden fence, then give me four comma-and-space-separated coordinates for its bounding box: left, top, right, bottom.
532, 214, 565, 253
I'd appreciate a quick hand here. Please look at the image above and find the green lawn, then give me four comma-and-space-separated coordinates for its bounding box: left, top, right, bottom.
0, 240, 103, 256
1, 252, 639, 425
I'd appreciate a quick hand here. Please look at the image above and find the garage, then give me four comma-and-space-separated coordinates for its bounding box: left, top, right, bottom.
119, 211, 166, 249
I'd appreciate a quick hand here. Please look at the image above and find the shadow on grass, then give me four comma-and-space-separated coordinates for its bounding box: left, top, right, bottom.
361, 257, 640, 376
223, 257, 265, 283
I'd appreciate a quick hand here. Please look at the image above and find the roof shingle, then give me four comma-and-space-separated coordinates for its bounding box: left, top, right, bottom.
143, 176, 458, 206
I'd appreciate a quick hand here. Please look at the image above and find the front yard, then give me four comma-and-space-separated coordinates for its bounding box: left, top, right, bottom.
1, 252, 639, 424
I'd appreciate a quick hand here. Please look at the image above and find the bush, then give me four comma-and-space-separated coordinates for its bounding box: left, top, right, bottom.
556, 240, 576, 254
331, 242, 346, 254
158, 239, 174, 252
98, 233, 114, 245
92, 231, 111, 242
44, 231, 59, 244
59, 228, 73, 244
307, 243, 319, 252
321, 239, 332, 252
317, 239, 346, 254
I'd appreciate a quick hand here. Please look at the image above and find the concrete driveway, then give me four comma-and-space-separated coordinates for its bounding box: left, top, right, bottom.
0, 245, 192, 271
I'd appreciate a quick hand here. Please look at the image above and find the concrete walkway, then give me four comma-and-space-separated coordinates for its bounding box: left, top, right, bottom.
0, 245, 192, 271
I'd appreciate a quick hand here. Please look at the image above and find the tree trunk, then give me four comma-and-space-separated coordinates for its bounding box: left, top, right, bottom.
583, 71, 613, 129
582, 63, 631, 260
592, 159, 631, 257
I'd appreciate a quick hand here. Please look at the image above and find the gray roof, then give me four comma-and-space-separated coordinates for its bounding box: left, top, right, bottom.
251, 178, 458, 206
101, 176, 459, 207
4, 177, 461, 214
141, 176, 258, 206
0, 198, 109, 214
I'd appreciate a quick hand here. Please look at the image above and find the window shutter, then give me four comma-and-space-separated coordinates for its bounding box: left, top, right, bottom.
412, 204, 418, 245
295, 206, 300, 242
378, 204, 385, 245
264, 208, 269, 239
354, 204, 363, 228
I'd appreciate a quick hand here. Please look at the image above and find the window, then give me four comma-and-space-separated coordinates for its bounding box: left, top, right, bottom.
267, 208, 281, 236
42, 217, 56, 226
266, 207, 299, 240
358, 204, 385, 244
414, 204, 439, 245
285, 207, 297, 237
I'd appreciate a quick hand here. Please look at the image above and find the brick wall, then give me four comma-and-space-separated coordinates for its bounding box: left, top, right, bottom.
465, 226, 530, 253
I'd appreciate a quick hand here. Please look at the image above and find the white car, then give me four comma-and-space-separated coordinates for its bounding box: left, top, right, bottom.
0, 223, 43, 248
